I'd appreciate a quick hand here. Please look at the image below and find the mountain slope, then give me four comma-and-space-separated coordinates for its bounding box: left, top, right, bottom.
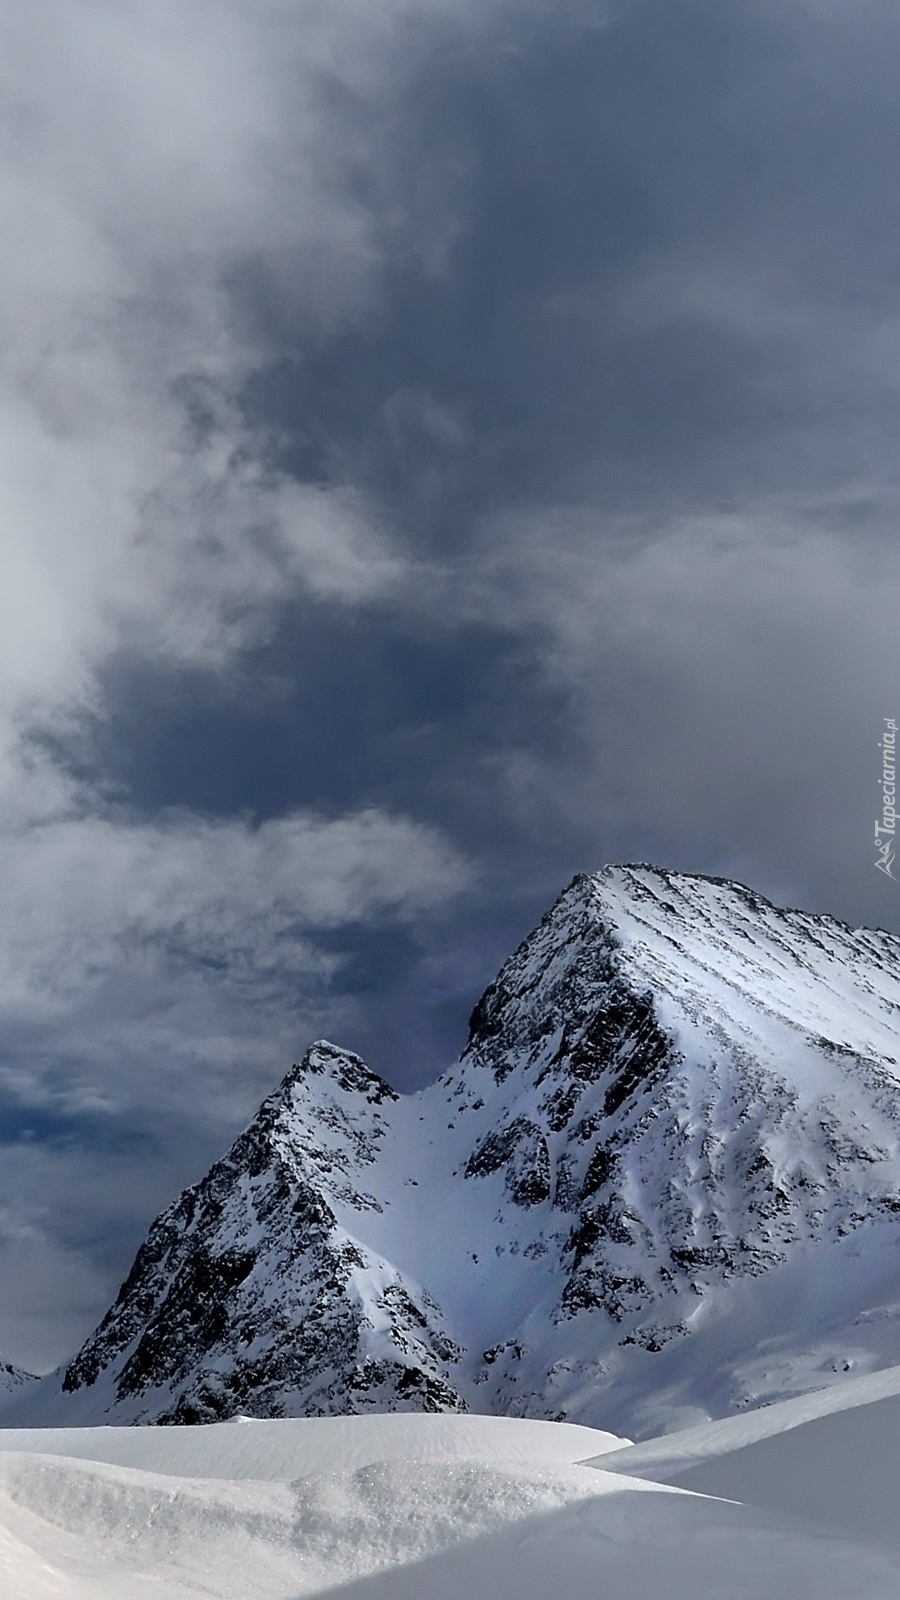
433, 866, 900, 1430
16, 865, 900, 1434
53, 1042, 464, 1424
0, 1358, 36, 1406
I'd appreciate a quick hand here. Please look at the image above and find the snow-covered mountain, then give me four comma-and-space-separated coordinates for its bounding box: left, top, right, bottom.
0, 1358, 36, 1403
55, 1041, 466, 1425
12, 864, 900, 1436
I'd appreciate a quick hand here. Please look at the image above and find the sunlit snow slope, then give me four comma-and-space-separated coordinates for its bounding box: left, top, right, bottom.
2, 1407, 900, 1599
11, 865, 900, 1437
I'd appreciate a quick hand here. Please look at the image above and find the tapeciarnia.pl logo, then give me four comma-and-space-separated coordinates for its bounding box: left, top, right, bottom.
875, 717, 897, 879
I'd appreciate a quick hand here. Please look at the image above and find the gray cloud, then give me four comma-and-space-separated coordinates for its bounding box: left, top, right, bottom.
0, 0, 516, 1364
463, 502, 899, 914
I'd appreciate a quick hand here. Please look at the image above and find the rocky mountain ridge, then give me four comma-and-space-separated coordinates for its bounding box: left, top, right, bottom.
9, 864, 900, 1438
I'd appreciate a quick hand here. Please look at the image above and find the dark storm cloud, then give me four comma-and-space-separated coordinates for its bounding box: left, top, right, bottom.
225, 0, 900, 928
92, 0, 900, 1048
4, 0, 900, 1366
246, 0, 900, 527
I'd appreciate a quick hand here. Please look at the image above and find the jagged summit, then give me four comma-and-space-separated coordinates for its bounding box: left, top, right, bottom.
279, 1040, 399, 1103
463, 863, 900, 1074
50, 1037, 462, 1426
9, 864, 900, 1437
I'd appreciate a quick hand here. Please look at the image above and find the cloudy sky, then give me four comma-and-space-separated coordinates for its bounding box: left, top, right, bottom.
2, 0, 900, 1369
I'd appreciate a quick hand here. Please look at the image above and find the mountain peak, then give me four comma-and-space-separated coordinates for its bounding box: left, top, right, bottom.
17, 866, 900, 1438
289, 1040, 399, 1104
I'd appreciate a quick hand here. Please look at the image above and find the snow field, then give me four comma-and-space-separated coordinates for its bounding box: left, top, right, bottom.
2, 1406, 900, 1598
0, 1413, 624, 1480
0, 1444, 669, 1599
599, 1360, 900, 1551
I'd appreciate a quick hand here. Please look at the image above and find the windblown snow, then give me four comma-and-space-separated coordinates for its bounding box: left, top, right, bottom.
2, 1400, 900, 1598
9, 864, 900, 1440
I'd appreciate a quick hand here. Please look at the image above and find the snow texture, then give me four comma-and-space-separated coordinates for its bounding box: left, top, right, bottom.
10, 864, 900, 1439
2, 1404, 900, 1598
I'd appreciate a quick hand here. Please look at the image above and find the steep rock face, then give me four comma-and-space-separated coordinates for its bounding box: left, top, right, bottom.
462, 869, 900, 1313
59, 1042, 464, 1424
441, 869, 900, 1427
20, 865, 900, 1435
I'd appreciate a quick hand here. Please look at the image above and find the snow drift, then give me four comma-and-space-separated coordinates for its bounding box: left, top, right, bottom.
2, 1403, 900, 1599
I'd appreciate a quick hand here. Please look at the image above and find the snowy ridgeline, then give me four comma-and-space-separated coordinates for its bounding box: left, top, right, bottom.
4, 1378, 900, 1598
9, 863, 900, 1438
6, 864, 900, 1593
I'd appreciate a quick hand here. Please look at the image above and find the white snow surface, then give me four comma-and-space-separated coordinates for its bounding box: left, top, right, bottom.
1, 1408, 900, 1599
597, 1357, 900, 1552
0, 1412, 623, 1481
